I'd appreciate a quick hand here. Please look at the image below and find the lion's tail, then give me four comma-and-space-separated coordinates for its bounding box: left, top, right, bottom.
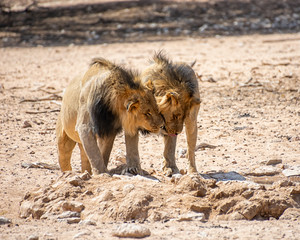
91, 57, 117, 70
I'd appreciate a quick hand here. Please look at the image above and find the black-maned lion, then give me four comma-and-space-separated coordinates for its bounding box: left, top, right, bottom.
142, 52, 201, 176
56, 58, 163, 175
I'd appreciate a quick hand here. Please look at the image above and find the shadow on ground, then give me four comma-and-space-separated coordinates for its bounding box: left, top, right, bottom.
1, 0, 300, 47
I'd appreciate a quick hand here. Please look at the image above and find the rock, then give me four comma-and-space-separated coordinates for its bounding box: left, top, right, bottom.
68, 176, 83, 187
79, 219, 97, 226
190, 204, 211, 213
202, 171, 246, 181
266, 159, 282, 165
279, 208, 300, 220
67, 218, 81, 224
176, 175, 207, 196
22, 120, 32, 128
0, 216, 12, 225
248, 166, 281, 176
98, 190, 115, 202
28, 235, 39, 240
112, 224, 151, 238
57, 211, 80, 219
171, 173, 182, 184
123, 184, 135, 195
80, 172, 91, 181
282, 166, 300, 177
178, 148, 186, 158
62, 201, 85, 213
73, 230, 91, 239
228, 212, 246, 220
176, 212, 205, 222
235, 200, 261, 220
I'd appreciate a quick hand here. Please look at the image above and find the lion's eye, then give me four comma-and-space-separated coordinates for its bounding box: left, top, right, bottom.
145, 111, 152, 117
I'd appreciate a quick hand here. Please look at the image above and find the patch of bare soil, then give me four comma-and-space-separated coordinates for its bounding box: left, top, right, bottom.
0, 1, 300, 239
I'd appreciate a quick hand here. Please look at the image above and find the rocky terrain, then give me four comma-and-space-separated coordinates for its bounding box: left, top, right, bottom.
0, 0, 300, 239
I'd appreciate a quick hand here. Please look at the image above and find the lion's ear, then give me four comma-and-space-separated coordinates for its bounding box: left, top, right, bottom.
166, 92, 179, 106
144, 80, 154, 91
125, 98, 140, 112
190, 96, 201, 107
159, 92, 179, 107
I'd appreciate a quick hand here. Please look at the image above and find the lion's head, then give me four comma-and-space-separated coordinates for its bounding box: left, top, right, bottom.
122, 88, 164, 136
142, 52, 201, 136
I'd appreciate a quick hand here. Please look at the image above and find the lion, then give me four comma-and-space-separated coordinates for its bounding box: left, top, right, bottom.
56, 58, 163, 175
141, 52, 201, 176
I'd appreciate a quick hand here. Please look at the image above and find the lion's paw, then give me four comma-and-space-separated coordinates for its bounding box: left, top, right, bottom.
162, 166, 180, 177
122, 167, 142, 176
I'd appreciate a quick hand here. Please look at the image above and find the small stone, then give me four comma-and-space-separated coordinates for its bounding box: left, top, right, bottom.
282, 166, 300, 177
266, 159, 282, 165
228, 212, 246, 220
68, 176, 83, 187
79, 219, 97, 226
22, 120, 32, 128
249, 166, 281, 176
123, 184, 135, 195
67, 218, 81, 224
28, 235, 39, 240
171, 173, 182, 184
0, 216, 12, 225
57, 211, 80, 219
98, 190, 114, 202
73, 231, 91, 239
176, 212, 205, 222
62, 201, 85, 213
112, 224, 151, 238
80, 171, 91, 181
279, 208, 300, 220
178, 148, 187, 158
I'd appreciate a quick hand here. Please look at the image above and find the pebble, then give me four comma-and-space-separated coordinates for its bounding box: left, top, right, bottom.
62, 201, 85, 213
266, 159, 282, 165
112, 224, 151, 238
178, 148, 186, 158
22, 120, 32, 128
28, 235, 39, 240
57, 211, 80, 219
282, 166, 300, 177
0, 216, 12, 225
176, 212, 205, 222
79, 219, 97, 226
68, 176, 83, 187
248, 166, 281, 176
123, 184, 135, 195
73, 230, 91, 239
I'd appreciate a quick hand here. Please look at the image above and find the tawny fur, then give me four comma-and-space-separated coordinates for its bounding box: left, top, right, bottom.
141, 51, 201, 176
56, 58, 163, 175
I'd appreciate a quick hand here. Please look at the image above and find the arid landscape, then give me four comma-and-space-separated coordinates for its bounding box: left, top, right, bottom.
0, 0, 300, 239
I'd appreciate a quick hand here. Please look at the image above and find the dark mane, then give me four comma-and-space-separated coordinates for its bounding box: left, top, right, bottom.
151, 51, 198, 97
92, 57, 141, 90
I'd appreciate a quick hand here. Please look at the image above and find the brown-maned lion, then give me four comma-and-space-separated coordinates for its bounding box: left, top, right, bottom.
142, 52, 201, 176
56, 58, 163, 175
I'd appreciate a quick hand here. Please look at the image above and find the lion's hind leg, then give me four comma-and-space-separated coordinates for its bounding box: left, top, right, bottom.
57, 130, 76, 172
78, 143, 92, 174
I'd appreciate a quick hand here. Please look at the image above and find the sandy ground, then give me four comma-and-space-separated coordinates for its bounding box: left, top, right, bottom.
1, 1, 300, 239
1, 33, 300, 240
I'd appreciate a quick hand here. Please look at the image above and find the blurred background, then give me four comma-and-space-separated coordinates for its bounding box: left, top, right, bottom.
1, 0, 300, 47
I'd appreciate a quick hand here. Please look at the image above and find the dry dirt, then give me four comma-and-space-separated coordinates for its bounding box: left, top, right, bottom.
1, 0, 300, 239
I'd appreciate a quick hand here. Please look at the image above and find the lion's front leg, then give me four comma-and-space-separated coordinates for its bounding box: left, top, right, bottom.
162, 135, 180, 176
185, 106, 200, 174
77, 124, 108, 174
123, 133, 142, 175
